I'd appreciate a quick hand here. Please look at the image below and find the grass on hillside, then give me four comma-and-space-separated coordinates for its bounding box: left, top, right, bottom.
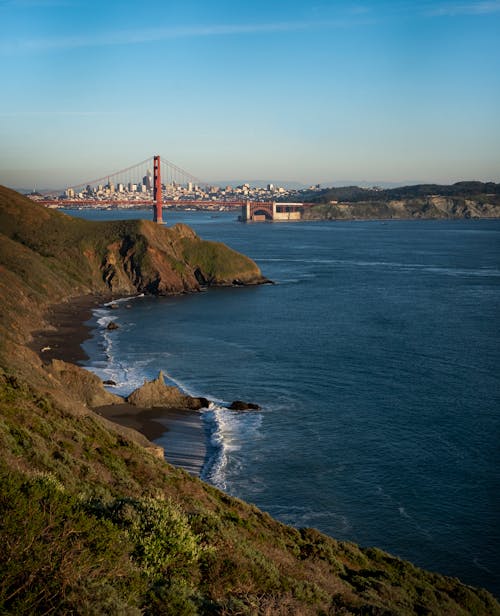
1, 186, 499, 614
1, 371, 499, 615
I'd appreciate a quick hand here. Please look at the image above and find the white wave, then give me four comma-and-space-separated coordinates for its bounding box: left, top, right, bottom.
103, 293, 143, 307
375, 485, 433, 540
161, 369, 224, 401
201, 404, 263, 490
83, 303, 264, 487
398, 506, 411, 519
82, 305, 155, 396
262, 257, 500, 277
472, 557, 493, 574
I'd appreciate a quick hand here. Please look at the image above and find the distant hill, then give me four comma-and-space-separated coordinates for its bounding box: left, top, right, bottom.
302, 181, 500, 221
305, 181, 500, 204
211, 179, 308, 189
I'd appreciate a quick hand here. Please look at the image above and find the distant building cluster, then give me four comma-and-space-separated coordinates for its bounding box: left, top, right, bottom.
30, 172, 325, 209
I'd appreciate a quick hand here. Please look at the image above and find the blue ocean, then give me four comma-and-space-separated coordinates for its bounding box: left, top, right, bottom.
68, 208, 500, 596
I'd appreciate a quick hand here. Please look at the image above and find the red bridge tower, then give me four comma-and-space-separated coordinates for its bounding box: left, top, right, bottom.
153, 155, 163, 223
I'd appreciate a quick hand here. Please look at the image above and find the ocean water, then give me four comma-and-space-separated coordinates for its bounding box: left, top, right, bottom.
70, 208, 500, 596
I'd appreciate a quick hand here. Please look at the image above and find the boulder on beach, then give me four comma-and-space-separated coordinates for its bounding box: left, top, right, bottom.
47, 359, 124, 408
228, 400, 261, 411
126, 371, 210, 410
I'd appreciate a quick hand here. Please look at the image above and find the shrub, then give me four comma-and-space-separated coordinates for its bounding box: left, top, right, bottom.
0, 469, 144, 614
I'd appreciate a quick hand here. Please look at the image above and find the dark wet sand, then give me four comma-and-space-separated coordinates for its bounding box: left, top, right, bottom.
29, 294, 107, 365
96, 403, 207, 476
32, 295, 208, 476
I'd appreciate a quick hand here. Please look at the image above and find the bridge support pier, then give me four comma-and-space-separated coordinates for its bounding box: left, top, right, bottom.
240, 201, 304, 222
153, 155, 163, 223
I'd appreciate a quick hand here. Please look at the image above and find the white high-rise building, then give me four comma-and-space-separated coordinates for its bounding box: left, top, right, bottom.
143, 170, 153, 191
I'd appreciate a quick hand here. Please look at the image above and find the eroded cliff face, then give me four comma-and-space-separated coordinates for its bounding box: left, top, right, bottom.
0, 185, 267, 403
303, 196, 500, 220
47, 359, 124, 408
80, 220, 265, 296
0, 186, 266, 346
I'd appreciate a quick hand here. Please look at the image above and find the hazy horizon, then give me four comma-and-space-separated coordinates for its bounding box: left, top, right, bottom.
6, 177, 499, 195
1, 0, 499, 188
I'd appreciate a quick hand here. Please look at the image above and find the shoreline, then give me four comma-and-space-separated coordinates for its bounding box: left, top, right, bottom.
31, 294, 208, 476
29, 294, 105, 365
96, 403, 207, 477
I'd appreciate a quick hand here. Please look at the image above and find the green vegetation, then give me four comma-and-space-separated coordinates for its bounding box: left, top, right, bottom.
305, 181, 500, 204
302, 182, 500, 221
0, 186, 499, 614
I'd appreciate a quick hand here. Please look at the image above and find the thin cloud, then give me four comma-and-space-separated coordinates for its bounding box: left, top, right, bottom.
427, 1, 500, 15
1, 19, 356, 54
0, 111, 114, 116
0, 0, 74, 6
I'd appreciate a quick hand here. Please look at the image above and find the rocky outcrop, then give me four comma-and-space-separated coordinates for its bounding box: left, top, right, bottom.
126, 371, 210, 410
228, 400, 261, 411
47, 359, 124, 408
303, 196, 500, 221
0, 186, 268, 331
94, 220, 268, 296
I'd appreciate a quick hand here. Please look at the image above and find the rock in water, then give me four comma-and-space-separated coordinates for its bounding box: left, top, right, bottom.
228, 400, 261, 411
126, 371, 210, 410
106, 321, 119, 330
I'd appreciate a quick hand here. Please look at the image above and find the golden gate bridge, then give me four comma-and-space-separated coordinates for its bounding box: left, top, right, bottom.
38, 155, 307, 223
40, 155, 208, 225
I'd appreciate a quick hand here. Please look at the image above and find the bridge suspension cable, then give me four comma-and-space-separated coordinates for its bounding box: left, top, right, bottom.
41, 155, 208, 225
61, 156, 204, 194
67, 157, 153, 191
159, 156, 203, 186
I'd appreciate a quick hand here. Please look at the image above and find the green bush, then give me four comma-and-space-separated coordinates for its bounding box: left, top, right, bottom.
0, 469, 144, 615
105, 496, 201, 581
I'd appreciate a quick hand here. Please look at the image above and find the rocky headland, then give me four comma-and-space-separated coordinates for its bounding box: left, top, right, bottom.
0, 185, 499, 615
303, 182, 500, 220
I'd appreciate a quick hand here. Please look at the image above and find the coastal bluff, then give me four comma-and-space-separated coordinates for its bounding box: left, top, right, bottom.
0, 186, 499, 615
302, 182, 500, 221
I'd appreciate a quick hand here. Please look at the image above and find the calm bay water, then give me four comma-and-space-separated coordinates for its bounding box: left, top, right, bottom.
68, 208, 500, 596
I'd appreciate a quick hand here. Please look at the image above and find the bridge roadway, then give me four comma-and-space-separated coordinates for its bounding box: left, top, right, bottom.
34, 198, 246, 208
34, 197, 311, 221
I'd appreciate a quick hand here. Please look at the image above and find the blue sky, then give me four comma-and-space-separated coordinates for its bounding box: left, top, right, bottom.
0, 0, 499, 188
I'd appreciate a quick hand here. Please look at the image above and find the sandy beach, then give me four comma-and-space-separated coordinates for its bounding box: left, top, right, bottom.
30, 295, 106, 365
31, 295, 208, 476
96, 403, 207, 476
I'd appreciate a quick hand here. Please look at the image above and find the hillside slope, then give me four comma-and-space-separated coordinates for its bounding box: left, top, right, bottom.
303, 182, 500, 220
303, 196, 500, 221
0, 186, 265, 378
0, 187, 499, 615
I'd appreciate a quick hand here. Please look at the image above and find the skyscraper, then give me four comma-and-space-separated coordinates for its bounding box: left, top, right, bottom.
143, 170, 153, 191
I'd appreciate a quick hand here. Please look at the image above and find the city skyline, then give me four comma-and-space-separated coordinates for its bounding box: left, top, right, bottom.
1, 0, 499, 188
